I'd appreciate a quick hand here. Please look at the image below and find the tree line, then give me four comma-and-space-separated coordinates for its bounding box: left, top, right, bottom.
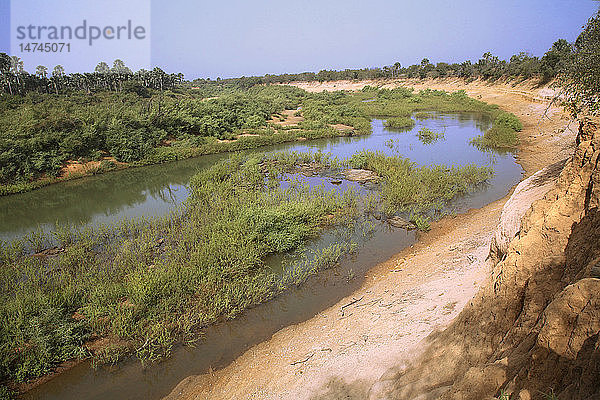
0, 57, 184, 95
190, 39, 572, 89
0, 36, 581, 98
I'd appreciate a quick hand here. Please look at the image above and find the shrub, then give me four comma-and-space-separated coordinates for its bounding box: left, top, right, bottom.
470, 111, 522, 149
384, 117, 415, 130
417, 127, 445, 144
494, 113, 523, 132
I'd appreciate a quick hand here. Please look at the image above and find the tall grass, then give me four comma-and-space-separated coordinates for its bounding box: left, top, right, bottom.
0, 147, 496, 388
348, 150, 494, 218
471, 112, 522, 149
0, 151, 360, 386
384, 117, 415, 130
417, 127, 445, 144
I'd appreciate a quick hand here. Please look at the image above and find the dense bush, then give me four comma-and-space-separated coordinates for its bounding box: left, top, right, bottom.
384, 117, 415, 130
494, 113, 523, 132
470, 111, 522, 149
0, 86, 309, 185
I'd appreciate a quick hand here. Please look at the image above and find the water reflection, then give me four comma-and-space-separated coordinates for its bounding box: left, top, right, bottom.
1, 113, 520, 242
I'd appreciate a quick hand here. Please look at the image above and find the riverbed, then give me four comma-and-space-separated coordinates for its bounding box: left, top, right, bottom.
15, 113, 522, 400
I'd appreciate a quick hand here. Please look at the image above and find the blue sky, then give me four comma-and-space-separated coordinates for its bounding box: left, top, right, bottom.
1, 0, 599, 79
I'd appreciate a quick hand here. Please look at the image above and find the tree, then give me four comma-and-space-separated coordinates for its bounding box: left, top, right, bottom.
382, 65, 392, 78
111, 59, 132, 74
478, 52, 505, 80
10, 56, 24, 74
52, 65, 65, 78
35, 65, 48, 79
94, 61, 110, 74
419, 58, 433, 78
393, 62, 402, 78
0, 53, 10, 74
49, 65, 66, 94
540, 39, 572, 82
435, 62, 450, 78
561, 11, 600, 116
507, 52, 540, 79
0, 53, 12, 94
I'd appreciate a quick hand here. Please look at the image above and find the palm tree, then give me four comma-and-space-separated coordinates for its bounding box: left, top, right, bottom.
0, 53, 13, 94
0, 53, 10, 74
35, 65, 48, 79
10, 56, 24, 74
51, 65, 65, 94
52, 65, 65, 78
393, 62, 402, 78
111, 59, 132, 74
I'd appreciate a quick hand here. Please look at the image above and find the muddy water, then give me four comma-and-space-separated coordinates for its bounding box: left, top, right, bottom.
15, 114, 522, 399
1, 113, 518, 241
24, 226, 415, 400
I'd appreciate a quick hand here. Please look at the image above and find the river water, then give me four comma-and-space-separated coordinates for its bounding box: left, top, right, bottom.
1, 114, 519, 242
13, 113, 522, 400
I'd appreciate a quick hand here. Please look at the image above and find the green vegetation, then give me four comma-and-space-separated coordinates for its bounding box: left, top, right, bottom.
0, 34, 577, 99
0, 58, 182, 96
497, 390, 512, 400
414, 112, 432, 120
0, 9, 596, 397
0, 151, 361, 385
417, 127, 445, 145
0, 70, 516, 392
353, 87, 522, 150
384, 117, 415, 130
496, 389, 558, 400
471, 112, 522, 149
0, 143, 496, 388
0, 81, 521, 195
0, 85, 371, 195
349, 150, 494, 218
560, 10, 600, 116
359, 87, 496, 117
543, 390, 559, 400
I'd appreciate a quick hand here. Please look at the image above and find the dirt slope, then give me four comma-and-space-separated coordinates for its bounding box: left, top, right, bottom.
370, 116, 600, 400
165, 79, 576, 400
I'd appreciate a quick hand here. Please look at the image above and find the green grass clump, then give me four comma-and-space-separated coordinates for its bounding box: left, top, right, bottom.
410, 214, 431, 231
357, 88, 499, 117
417, 127, 445, 144
349, 150, 494, 218
494, 112, 523, 132
471, 111, 522, 149
384, 117, 415, 130
414, 112, 432, 120
0, 151, 360, 385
